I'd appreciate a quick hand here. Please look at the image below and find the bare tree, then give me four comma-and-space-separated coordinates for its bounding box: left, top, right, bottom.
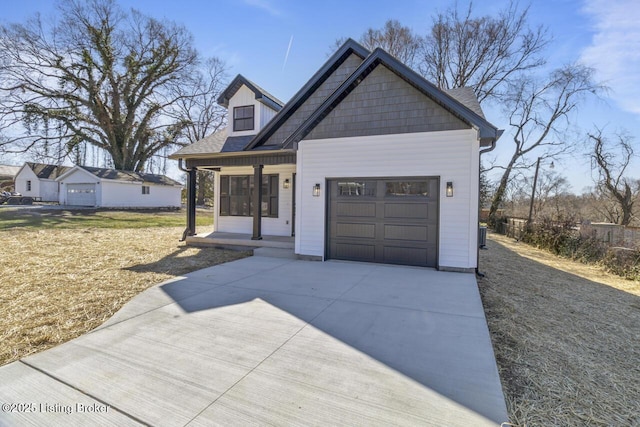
531, 169, 571, 220
0, 0, 200, 172
169, 57, 228, 205
171, 57, 228, 147
421, 1, 549, 103
589, 129, 638, 225
335, 20, 423, 68
487, 64, 602, 222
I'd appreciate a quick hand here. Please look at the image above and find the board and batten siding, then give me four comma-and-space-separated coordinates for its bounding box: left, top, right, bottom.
214, 165, 296, 236
228, 85, 279, 137
295, 129, 480, 270
262, 53, 365, 147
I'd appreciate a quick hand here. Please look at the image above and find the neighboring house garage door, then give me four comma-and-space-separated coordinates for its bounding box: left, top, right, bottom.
327, 177, 439, 267
66, 183, 96, 206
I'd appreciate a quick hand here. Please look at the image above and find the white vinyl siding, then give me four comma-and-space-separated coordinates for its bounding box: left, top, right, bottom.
296, 129, 480, 270
214, 165, 296, 236
100, 181, 180, 208
15, 167, 40, 199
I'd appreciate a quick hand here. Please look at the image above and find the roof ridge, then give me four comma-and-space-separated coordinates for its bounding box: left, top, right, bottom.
217, 74, 284, 111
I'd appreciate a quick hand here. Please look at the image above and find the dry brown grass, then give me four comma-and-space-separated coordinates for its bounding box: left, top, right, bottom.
479, 232, 640, 426
0, 226, 249, 366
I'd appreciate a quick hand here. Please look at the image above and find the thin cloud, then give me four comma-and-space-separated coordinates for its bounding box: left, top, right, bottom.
243, 0, 282, 16
282, 35, 293, 72
580, 0, 640, 115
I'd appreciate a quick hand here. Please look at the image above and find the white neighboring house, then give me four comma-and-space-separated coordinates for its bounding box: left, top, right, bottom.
14, 163, 72, 202
56, 165, 183, 208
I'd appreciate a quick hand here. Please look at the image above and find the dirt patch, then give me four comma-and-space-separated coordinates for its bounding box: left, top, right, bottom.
0, 227, 249, 366
479, 232, 640, 426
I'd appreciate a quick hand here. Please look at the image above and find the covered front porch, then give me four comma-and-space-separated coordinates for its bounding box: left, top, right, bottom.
178, 150, 297, 243
186, 231, 294, 249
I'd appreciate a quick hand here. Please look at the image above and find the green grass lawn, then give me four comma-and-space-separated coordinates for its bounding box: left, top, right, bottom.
0, 207, 213, 230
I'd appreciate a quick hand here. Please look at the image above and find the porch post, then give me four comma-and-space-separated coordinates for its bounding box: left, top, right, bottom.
252, 164, 263, 240
186, 167, 197, 236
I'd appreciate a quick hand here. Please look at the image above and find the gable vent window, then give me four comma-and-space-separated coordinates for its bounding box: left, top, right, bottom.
142, 185, 150, 195
233, 105, 255, 131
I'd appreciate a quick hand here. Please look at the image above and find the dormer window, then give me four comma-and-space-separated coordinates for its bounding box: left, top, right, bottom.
233, 105, 255, 131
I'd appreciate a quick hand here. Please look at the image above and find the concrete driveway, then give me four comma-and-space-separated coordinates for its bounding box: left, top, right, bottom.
0, 254, 508, 426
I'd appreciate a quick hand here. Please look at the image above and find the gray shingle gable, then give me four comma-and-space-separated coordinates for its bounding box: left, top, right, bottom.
281, 48, 501, 149
244, 39, 370, 150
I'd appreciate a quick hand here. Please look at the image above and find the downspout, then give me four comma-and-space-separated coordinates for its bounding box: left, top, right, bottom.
178, 158, 197, 241
476, 131, 502, 277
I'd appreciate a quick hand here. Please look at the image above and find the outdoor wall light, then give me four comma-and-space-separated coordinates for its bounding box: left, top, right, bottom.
283, 178, 290, 189
313, 183, 321, 197
446, 181, 454, 197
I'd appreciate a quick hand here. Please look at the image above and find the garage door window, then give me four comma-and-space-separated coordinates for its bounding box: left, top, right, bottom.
337, 181, 376, 197
385, 181, 430, 197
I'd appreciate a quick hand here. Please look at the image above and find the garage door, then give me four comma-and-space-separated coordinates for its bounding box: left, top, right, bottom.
327, 177, 438, 267
66, 183, 96, 206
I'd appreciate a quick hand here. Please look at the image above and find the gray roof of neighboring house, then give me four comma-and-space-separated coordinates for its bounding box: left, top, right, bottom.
217, 74, 284, 112
26, 162, 72, 179
169, 130, 227, 158
78, 166, 182, 186
0, 164, 21, 178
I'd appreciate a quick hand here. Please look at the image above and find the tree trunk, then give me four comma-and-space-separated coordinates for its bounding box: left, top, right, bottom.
488, 157, 517, 226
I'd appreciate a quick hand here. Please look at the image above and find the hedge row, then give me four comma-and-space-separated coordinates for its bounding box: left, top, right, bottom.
518, 218, 640, 281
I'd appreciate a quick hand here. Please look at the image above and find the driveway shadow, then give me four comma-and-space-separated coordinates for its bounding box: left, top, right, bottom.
156, 258, 508, 425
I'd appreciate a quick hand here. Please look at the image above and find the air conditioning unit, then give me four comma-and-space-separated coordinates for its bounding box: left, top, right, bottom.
479, 226, 487, 249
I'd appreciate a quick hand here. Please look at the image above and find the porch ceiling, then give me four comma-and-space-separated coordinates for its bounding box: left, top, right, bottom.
185, 151, 296, 169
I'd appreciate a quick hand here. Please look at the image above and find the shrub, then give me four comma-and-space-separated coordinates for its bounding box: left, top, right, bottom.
603, 247, 640, 280
518, 216, 639, 281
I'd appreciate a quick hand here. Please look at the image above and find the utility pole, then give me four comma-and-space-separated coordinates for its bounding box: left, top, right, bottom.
527, 157, 553, 225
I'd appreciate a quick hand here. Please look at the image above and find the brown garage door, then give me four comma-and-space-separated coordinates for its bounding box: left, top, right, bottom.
327, 177, 439, 267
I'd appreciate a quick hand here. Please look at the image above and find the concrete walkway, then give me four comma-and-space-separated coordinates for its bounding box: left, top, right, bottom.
0, 255, 509, 426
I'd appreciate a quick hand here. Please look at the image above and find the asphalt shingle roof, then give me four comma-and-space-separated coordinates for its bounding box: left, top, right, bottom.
26, 162, 72, 180
79, 166, 182, 186
170, 130, 227, 158
444, 87, 486, 119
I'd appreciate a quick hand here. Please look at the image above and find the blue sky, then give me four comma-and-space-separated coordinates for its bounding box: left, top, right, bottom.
2, 0, 639, 192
